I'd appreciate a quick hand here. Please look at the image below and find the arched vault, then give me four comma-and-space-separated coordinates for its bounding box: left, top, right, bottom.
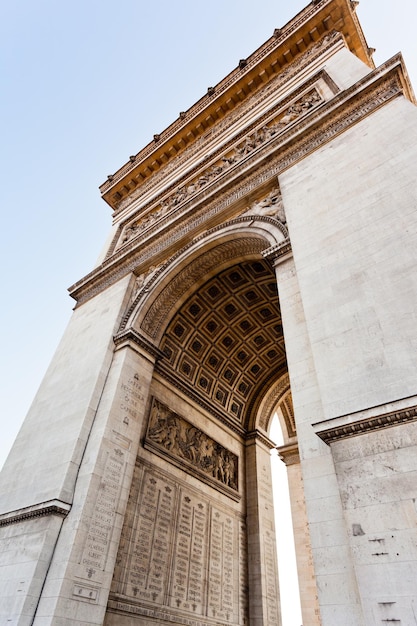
122, 217, 290, 433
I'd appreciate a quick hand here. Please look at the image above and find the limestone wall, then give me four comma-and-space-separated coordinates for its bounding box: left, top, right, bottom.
280, 96, 417, 420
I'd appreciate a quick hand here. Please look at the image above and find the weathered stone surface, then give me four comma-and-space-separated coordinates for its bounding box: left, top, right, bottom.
1, 2, 417, 624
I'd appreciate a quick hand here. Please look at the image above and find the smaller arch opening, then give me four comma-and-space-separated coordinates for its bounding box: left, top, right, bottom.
269, 413, 303, 626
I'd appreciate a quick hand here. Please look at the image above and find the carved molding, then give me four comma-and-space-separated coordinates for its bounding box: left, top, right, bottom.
101, 30, 344, 206
257, 372, 292, 433
113, 328, 164, 361
70, 59, 405, 306
0, 500, 71, 527
262, 239, 292, 263
314, 404, 417, 444
277, 442, 300, 466
110, 68, 336, 252
113, 86, 323, 247
245, 429, 277, 450
137, 237, 268, 339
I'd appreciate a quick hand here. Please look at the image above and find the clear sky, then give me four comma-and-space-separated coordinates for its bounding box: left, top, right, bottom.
2, 0, 416, 468
1, 2, 416, 622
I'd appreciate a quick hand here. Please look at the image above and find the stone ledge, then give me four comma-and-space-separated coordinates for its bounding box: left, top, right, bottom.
0, 499, 71, 526
313, 404, 417, 444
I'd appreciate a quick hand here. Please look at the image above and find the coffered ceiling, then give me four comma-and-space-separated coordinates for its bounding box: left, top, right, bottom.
158, 258, 287, 430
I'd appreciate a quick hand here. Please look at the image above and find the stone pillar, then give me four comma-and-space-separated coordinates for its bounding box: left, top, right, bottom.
278, 442, 321, 626
33, 331, 158, 625
245, 430, 281, 626
0, 275, 132, 626
273, 252, 365, 625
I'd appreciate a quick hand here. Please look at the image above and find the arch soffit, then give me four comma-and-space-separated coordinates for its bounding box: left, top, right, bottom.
121, 216, 287, 343
251, 372, 295, 442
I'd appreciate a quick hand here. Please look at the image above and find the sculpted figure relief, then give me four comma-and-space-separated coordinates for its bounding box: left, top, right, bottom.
242, 188, 287, 225
147, 398, 238, 491
130, 265, 159, 303
116, 89, 320, 249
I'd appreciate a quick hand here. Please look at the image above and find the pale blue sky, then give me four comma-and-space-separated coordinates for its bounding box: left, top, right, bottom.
2, 0, 415, 468
1, 3, 416, 623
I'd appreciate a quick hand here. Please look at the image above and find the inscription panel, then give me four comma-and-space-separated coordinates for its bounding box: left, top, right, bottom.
238, 520, 248, 625
264, 530, 280, 625
110, 460, 247, 625
170, 492, 208, 614
126, 469, 176, 603
79, 443, 126, 579
208, 508, 235, 622
119, 372, 146, 425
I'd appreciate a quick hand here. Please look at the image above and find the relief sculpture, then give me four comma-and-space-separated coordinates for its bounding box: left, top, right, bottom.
241, 187, 286, 224
116, 88, 321, 249
146, 398, 238, 492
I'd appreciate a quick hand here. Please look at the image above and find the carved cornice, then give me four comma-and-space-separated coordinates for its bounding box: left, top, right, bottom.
245, 429, 276, 450
314, 405, 417, 444
113, 328, 164, 361
110, 64, 338, 225
277, 442, 300, 466
0, 500, 71, 527
69, 57, 406, 306
100, 0, 374, 209
262, 239, 292, 263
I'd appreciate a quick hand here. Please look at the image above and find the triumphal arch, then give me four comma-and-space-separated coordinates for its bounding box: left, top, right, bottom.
1, 1, 417, 624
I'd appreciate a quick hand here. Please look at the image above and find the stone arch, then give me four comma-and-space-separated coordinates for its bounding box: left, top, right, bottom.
118, 216, 290, 437
119, 215, 287, 343
251, 372, 295, 441
110, 214, 297, 626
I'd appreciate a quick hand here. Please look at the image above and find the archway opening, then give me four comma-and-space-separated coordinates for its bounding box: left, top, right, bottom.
270, 414, 303, 626
107, 251, 305, 626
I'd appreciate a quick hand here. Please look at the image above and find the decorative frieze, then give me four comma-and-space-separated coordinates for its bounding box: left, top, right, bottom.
70, 58, 406, 306
115, 88, 321, 249
102, 30, 343, 207
112, 81, 326, 253
314, 404, 417, 444
144, 398, 239, 496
